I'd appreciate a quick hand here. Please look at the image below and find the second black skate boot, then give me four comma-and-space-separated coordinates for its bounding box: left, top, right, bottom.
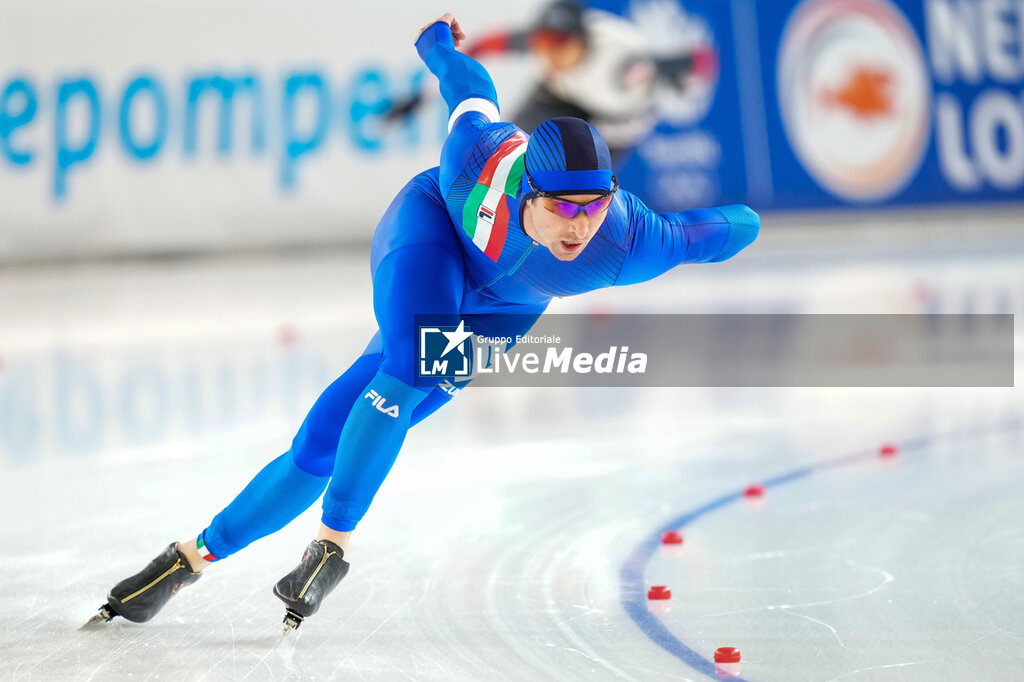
273, 539, 349, 631
82, 542, 201, 627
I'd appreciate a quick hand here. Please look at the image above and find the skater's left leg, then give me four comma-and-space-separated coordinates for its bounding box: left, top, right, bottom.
275, 168, 477, 626
310, 380, 460, 549
319, 241, 465, 537
270, 380, 462, 628
316, 169, 468, 541
273, 241, 466, 626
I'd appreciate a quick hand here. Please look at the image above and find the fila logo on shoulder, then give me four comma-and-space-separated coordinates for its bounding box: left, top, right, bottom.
364, 389, 400, 418
477, 206, 495, 225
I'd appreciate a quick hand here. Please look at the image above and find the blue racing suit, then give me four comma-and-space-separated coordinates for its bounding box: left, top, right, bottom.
198, 21, 759, 559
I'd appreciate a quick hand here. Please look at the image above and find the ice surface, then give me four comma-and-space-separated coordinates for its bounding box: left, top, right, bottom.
0, 215, 1021, 681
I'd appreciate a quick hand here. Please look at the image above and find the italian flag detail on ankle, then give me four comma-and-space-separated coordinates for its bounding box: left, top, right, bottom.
197, 534, 218, 562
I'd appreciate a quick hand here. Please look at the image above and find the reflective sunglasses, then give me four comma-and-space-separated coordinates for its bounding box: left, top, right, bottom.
539, 194, 614, 220
526, 173, 618, 220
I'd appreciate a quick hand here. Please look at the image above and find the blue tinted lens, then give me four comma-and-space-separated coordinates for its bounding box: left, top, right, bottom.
548, 199, 584, 219
543, 194, 614, 219
582, 195, 614, 216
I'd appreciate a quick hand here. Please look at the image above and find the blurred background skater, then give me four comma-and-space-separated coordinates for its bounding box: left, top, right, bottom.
385, 0, 718, 163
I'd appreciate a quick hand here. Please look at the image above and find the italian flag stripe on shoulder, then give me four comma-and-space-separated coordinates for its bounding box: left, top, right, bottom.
463, 132, 528, 262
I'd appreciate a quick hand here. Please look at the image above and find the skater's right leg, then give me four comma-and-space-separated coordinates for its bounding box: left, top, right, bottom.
193, 353, 383, 564
179, 452, 329, 570
90, 353, 381, 625
179, 342, 457, 567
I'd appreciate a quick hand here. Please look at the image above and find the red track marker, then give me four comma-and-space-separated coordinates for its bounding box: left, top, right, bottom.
743, 484, 765, 498
647, 585, 671, 600
661, 530, 683, 545
714, 647, 742, 663
879, 443, 898, 458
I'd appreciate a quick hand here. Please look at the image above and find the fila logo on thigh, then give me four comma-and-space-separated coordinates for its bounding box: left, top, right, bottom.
364, 390, 400, 418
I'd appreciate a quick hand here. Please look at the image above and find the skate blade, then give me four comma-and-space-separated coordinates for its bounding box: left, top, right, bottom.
79, 606, 115, 630
272, 612, 302, 661
282, 611, 303, 635
274, 622, 300, 666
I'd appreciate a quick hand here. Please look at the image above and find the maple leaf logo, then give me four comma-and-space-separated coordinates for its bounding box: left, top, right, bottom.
821, 66, 894, 120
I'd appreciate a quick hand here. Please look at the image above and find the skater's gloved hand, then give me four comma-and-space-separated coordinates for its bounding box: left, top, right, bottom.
418, 12, 466, 48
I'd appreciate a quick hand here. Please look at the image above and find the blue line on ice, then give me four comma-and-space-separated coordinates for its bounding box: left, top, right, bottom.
619, 417, 1022, 681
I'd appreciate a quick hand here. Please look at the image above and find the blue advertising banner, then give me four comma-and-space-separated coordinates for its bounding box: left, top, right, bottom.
594, 0, 1024, 211
1, 1, 1019, 263
586, 0, 750, 212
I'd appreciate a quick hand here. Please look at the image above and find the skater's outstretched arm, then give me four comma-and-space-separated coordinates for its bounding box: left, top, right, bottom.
416, 13, 499, 133
416, 13, 506, 195
614, 190, 760, 286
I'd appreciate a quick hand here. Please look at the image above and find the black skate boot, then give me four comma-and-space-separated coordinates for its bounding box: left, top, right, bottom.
82, 543, 201, 628
273, 539, 349, 631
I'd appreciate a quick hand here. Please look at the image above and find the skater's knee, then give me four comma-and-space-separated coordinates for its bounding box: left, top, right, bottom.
290, 427, 336, 476
290, 440, 334, 478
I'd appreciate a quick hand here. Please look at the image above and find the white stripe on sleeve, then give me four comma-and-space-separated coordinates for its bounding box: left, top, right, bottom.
447, 98, 500, 132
